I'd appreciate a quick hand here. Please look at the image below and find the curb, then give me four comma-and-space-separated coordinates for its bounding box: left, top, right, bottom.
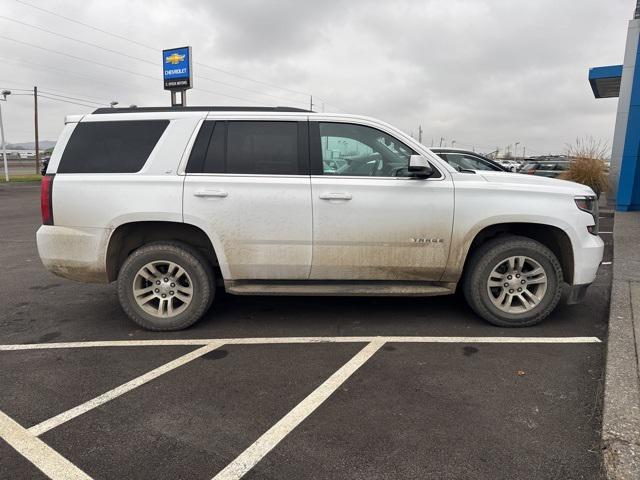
602, 212, 640, 480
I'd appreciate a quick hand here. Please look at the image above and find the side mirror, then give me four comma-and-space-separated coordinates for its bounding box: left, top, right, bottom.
408, 155, 434, 178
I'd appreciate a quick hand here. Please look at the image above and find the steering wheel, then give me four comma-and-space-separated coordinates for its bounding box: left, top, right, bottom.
368, 157, 383, 176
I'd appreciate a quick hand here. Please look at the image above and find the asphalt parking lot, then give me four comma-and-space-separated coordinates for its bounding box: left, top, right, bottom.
0, 182, 613, 480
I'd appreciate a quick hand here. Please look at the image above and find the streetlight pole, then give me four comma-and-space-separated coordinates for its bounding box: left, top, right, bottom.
0, 90, 10, 182
34, 86, 40, 175
515, 141, 520, 159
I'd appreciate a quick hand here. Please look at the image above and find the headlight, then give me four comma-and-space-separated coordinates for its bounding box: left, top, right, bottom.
575, 195, 599, 235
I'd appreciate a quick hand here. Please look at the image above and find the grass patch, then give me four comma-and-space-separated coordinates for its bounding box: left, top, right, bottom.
0, 174, 42, 183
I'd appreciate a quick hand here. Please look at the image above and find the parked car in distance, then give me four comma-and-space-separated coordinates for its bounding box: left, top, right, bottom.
520, 159, 571, 178
497, 160, 521, 172
37, 106, 603, 331
431, 148, 508, 172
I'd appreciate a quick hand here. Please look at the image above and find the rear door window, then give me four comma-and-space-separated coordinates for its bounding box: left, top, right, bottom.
58, 120, 168, 173
187, 120, 304, 175
226, 121, 299, 174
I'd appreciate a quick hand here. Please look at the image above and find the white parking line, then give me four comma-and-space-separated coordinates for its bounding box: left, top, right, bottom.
212, 339, 386, 480
0, 335, 602, 479
0, 336, 601, 351
28, 342, 225, 437
0, 410, 92, 480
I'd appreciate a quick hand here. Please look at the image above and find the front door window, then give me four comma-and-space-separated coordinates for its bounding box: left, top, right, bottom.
319, 122, 418, 177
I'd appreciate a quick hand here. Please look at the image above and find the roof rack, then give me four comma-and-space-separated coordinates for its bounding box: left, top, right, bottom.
92, 106, 313, 114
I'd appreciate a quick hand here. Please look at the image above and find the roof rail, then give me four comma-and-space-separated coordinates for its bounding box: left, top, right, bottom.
91, 106, 313, 114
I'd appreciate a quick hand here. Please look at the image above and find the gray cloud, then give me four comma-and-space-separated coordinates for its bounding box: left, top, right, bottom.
0, 0, 632, 155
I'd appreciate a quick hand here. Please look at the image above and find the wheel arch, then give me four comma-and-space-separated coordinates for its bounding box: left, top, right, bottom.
460, 223, 574, 285
106, 221, 218, 282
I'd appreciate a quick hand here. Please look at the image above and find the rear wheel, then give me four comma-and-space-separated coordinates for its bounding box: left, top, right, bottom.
462, 235, 563, 327
117, 242, 214, 331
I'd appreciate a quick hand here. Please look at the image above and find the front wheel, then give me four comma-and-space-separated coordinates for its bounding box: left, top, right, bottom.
462, 235, 563, 327
117, 242, 214, 331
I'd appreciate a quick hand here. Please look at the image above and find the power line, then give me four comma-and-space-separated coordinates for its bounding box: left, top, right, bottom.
13, 0, 314, 98
38, 91, 106, 106
0, 15, 305, 106
0, 35, 158, 81
3, 90, 101, 108
0, 54, 269, 109
13, 0, 155, 52
0, 85, 107, 106
37, 94, 98, 108
0, 15, 157, 67
0, 36, 272, 105
0, 59, 144, 101
194, 63, 310, 98
0, 86, 32, 92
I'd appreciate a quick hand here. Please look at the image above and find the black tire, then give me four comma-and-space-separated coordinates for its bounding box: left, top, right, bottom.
462, 235, 563, 327
117, 242, 214, 331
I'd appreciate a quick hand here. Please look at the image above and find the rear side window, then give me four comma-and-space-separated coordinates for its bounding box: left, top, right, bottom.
187, 120, 305, 175
58, 120, 169, 173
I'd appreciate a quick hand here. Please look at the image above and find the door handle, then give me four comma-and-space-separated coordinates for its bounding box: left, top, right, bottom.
319, 192, 352, 201
194, 189, 228, 198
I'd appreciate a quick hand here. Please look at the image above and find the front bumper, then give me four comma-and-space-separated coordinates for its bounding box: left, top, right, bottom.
572, 233, 604, 285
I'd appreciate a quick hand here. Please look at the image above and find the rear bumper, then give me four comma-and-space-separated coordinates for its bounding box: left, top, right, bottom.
36, 225, 111, 283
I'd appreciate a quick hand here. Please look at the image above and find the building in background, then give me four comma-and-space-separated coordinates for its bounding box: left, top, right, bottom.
589, 1, 640, 211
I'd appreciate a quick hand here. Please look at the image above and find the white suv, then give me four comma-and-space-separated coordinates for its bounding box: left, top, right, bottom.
36, 106, 604, 331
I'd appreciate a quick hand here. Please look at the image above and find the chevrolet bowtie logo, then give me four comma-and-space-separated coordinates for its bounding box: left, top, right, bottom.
165, 53, 185, 65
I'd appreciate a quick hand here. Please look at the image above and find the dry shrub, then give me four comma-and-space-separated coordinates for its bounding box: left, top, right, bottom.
560, 137, 609, 197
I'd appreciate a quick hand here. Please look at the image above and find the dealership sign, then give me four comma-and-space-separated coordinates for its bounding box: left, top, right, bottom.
163, 46, 192, 90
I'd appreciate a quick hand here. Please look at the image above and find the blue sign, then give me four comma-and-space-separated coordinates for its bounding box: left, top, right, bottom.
163, 46, 192, 90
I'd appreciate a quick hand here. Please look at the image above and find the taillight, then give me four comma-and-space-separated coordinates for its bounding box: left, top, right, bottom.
41, 174, 54, 225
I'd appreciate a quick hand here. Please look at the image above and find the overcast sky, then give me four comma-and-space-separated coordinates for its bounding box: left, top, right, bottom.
0, 0, 633, 155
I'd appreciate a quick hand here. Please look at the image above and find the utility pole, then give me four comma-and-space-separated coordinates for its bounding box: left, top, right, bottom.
34, 86, 40, 175
309, 95, 313, 111
418, 125, 423, 143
